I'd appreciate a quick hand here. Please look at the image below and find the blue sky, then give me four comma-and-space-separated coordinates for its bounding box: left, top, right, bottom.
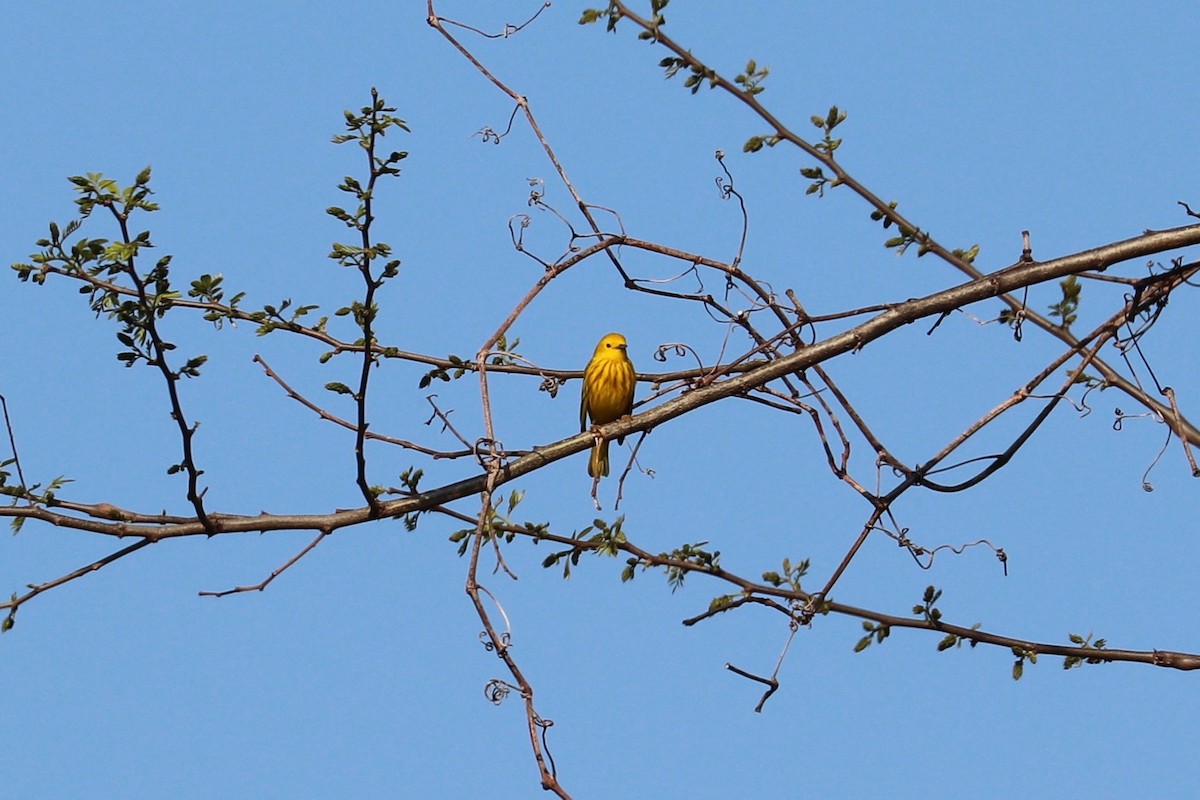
4, 2, 1200, 798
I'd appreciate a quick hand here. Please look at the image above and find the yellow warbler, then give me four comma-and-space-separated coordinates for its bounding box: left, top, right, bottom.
580, 332, 637, 478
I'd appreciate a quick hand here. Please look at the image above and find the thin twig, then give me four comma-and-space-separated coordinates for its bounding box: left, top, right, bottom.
198, 528, 331, 597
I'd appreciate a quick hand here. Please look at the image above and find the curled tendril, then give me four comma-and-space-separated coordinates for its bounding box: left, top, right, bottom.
527, 178, 545, 206
533, 713, 558, 777
474, 126, 501, 144
1140, 426, 1173, 493
790, 599, 816, 628
1077, 380, 1104, 418
508, 213, 532, 237
479, 629, 512, 653
876, 522, 1008, 574
473, 437, 506, 470
653, 342, 701, 370
1113, 407, 1161, 432
484, 679, 511, 705
715, 176, 733, 201
472, 105, 520, 145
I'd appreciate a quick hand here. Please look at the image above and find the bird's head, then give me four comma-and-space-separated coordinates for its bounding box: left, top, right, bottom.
593, 332, 628, 356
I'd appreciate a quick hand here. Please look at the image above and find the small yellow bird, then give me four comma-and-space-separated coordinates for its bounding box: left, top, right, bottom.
580, 332, 637, 478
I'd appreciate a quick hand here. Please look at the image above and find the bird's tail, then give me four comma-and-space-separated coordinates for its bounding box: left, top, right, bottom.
588, 439, 610, 478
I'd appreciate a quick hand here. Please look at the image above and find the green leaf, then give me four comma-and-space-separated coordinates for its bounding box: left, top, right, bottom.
708, 594, 735, 612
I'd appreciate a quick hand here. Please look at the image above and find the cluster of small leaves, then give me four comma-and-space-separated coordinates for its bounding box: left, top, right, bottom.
868, 203, 931, 256
869, 200, 901, 228
188, 274, 247, 330
935, 622, 982, 653
110, 253, 183, 369
329, 94, 409, 173
734, 58, 769, 96
11, 167, 177, 362
798, 109, 846, 195
10, 219, 82, 285
854, 620, 891, 652
16, 177, 127, 281
1063, 632, 1109, 670
398, 467, 424, 493
324, 88, 409, 375
579, 0, 669, 36
951, 244, 981, 265
1011, 647, 1038, 681
635, 0, 669, 39
658, 56, 718, 94
579, 3, 622, 32
742, 133, 782, 154
578, 7, 608, 26
799, 165, 833, 197
869, 199, 935, 257
884, 223, 933, 257
652, 541, 720, 592
1047, 275, 1082, 328
449, 490, 539, 556
419, 336, 524, 388
761, 557, 809, 591
618, 533, 718, 586
486, 334, 523, 368
332, 298, 382, 333
253, 298, 324, 338
329, 240, 400, 279
706, 593, 741, 614
0, 472, 72, 532
396, 467, 424, 531
541, 516, 627, 578
420, 354, 473, 388
72, 168, 160, 218
15, 170, 215, 380
811, 105, 847, 155
912, 585, 944, 626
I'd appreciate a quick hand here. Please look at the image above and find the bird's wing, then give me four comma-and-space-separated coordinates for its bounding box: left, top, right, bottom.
579, 364, 591, 432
